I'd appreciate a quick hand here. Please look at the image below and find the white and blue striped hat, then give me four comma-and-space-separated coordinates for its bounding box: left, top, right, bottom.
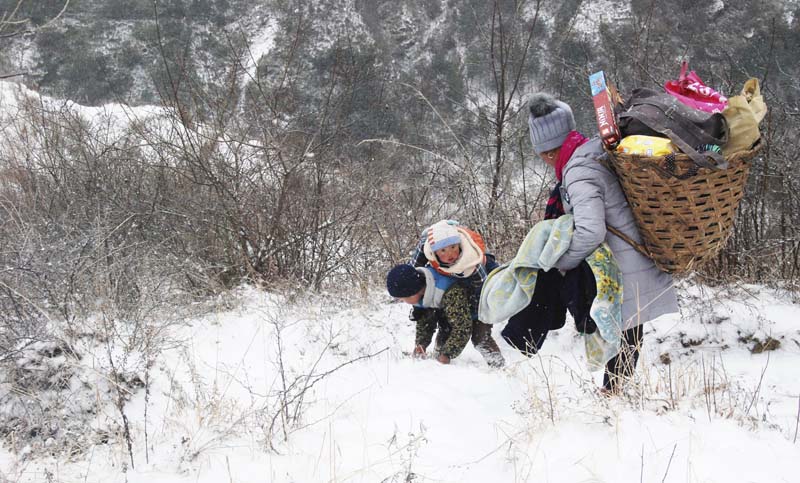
427, 221, 461, 252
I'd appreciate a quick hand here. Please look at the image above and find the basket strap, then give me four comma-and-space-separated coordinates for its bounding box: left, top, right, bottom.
599, 152, 662, 261
663, 128, 728, 170
606, 224, 653, 260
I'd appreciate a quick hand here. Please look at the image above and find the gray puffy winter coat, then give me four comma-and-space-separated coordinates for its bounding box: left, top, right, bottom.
554, 137, 678, 329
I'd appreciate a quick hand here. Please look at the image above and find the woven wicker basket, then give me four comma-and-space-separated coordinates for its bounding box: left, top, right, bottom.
605, 142, 762, 274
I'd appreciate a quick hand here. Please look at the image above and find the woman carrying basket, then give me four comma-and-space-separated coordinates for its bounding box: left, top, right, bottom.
524, 92, 678, 393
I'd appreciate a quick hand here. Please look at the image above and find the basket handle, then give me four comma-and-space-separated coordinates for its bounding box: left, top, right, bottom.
606, 224, 653, 260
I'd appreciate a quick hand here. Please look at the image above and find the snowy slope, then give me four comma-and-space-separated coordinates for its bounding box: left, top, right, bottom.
1, 283, 798, 483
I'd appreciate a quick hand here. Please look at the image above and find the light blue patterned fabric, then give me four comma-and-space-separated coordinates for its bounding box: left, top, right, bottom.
582, 244, 624, 369
479, 215, 624, 369
479, 216, 573, 325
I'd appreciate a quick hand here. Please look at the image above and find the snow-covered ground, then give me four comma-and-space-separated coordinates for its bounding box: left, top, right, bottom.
1, 283, 799, 482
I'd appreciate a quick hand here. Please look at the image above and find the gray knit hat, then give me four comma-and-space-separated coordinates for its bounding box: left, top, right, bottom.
527, 93, 576, 154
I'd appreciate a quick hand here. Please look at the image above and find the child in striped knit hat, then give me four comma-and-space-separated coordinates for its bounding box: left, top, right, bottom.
422, 220, 487, 279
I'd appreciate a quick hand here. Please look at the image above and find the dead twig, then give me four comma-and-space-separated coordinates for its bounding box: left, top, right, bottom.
744, 351, 770, 419
661, 443, 677, 483
640, 444, 644, 483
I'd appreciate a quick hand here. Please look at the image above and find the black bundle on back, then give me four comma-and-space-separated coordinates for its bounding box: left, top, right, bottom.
618, 88, 729, 169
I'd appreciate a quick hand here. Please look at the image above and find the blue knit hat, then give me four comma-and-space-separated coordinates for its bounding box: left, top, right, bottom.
386, 264, 425, 298
528, 93, 576, 154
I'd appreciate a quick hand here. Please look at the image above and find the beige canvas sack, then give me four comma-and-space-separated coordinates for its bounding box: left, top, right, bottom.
722, 78, 767, 155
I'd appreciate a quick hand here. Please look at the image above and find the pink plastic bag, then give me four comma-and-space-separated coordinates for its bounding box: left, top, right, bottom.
664, 61, 728, 113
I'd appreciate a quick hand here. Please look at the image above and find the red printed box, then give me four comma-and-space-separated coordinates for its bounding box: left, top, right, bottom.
589, 71, 621, 149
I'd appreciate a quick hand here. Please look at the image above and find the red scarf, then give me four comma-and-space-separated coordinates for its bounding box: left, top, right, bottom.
555, 131, 588, 182
544, 131, 588, 220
